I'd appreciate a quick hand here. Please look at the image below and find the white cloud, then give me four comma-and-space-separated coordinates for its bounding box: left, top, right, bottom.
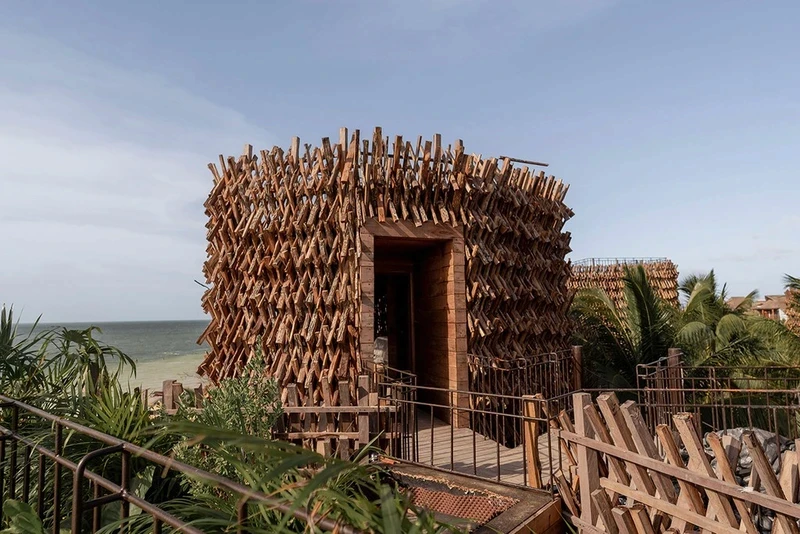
0, 32, 273, 322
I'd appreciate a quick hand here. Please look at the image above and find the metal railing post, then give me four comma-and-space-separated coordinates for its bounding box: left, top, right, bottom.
0, 436, 6, 518
9, 406, 19, 501
71, 444, 124, 534
53, 422, 62, 534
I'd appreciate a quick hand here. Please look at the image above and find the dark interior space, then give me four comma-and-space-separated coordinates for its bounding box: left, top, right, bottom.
373, 237, 451, 403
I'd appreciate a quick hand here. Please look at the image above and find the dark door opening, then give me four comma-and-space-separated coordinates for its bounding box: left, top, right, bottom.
373, 237, 453, 408
374, 272, 413, 372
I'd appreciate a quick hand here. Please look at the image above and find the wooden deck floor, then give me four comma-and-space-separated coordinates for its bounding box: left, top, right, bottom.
409, 411, 565, 487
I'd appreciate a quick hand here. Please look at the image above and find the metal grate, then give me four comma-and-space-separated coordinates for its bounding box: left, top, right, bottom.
405, 486, 517, 524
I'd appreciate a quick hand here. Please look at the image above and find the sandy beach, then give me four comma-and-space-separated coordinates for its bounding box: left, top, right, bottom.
123, 352, 207, 394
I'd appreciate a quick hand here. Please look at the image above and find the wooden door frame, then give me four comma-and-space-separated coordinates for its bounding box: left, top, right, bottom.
359, 219, 468, 425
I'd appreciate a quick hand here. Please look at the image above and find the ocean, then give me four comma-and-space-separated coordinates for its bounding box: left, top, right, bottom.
21, 320, 210, 392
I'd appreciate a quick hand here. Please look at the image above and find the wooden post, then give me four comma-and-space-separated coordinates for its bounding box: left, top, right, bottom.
574, 392, 599, 526
706, 432, 759, 534
612, 506, 637, 534
162, 380, 175, 411
673, 413, 739, 529
523, 395, 542, 488
591, 488, 619, 534
742, 431, 800, 534
667, 348, 682, 416
286, 384, 300, 434
357, 375, 370, 449
629, 504, 657, 534
338, 380, 351, 459
320, 377, 333, 456
193, 386, 204, 409
571, 345, 583, 392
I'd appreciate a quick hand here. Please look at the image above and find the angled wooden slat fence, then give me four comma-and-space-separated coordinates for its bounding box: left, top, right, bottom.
556, 392, 800, 534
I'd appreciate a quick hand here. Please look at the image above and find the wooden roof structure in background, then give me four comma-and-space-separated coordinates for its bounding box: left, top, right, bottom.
569, 257, 679, 308
198, 127, 574, 404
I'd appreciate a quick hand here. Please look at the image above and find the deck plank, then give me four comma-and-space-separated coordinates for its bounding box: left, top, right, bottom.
406, 411, 565, 486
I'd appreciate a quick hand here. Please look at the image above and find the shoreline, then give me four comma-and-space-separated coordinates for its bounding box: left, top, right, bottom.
122, 352, 207, 393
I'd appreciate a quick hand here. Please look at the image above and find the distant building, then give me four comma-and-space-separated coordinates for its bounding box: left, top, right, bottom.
728, 294, 789, 322
753, 295, 789, 322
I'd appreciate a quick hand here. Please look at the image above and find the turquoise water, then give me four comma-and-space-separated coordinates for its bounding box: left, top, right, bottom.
22, 320, 209, 363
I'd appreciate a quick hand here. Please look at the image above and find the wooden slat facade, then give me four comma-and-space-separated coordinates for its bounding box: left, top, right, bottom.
198, 127, 573, 405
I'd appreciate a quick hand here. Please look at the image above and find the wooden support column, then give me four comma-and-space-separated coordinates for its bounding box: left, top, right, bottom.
523, 395, 542, 488
572, 345, 583, 391
574, 392, 599, 526
357, 375, 370, 448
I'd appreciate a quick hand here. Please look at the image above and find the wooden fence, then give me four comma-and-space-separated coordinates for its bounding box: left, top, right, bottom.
156, 376, 396, 459
274, 375, 398, 458
555, 392, 800, 534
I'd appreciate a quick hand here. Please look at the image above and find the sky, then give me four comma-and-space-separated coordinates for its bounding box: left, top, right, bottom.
1, 1, 798, 322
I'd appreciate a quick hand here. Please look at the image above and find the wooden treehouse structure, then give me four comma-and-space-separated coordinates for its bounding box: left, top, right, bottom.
198, 127, 574, 429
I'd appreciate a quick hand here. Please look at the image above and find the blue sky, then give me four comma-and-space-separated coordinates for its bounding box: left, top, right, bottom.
1, 1, 798, 322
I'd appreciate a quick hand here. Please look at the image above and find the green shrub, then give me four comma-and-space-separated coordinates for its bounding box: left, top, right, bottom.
172, 352, 282, 491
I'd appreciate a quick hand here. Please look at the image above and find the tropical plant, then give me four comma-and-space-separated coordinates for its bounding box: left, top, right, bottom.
571, 265, 675, 389
786, 274, 800, 296
1, 306, 455, 533
110, 426, 455, 534
0, 499, 54, 534
172, 352, 283, 493
0, 306, 51, 402
785, 274, 800, 335
674, 271, 764, 367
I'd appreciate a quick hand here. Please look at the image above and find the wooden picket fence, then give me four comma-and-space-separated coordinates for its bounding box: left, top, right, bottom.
555, 392, 800, 534
273, 375, 397, 458
155, 376, 398, 459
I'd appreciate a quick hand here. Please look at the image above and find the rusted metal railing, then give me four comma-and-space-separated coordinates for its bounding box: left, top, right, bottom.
636, 356, 800, 438
468, 348, 580, 446
376, 381, 570, 492
0, 394, 363, 534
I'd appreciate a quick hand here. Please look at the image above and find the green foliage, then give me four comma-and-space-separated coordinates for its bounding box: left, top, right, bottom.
674, 270, 765, 367
0, 309, 459, 533
571, 265, 675, 389
0, 306, 50, 402
172, 353, 283, 491
0, 305, 137, 408
786, 274, 800, 294
177, 352, 281, 438
572, 268, 800, 390
0, 500, 47, 534
120, 425, 456, 533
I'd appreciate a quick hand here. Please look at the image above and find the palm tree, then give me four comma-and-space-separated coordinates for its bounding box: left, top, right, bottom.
571, 265, 675, 389
674, 271, 763, 367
